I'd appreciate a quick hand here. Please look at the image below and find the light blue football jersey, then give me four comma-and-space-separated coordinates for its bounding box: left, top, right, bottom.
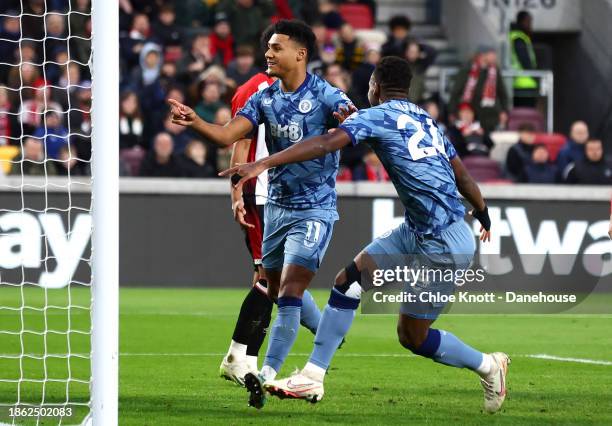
237, 73, 353, 210
339, 99, 465, 235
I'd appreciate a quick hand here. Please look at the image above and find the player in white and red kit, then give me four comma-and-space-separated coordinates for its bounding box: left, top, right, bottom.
219, 72, 275, 385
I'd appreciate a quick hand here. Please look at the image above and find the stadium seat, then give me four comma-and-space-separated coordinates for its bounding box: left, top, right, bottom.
120, 147, 146, 176
534, 132, 566, 162
0, 145, 20, 175
461, 156, 503, 182
338, 4, 374, 29
507, 107, 545, 132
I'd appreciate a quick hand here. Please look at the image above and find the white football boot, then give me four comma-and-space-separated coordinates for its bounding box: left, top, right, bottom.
480, 352, 511, 413
264, 370, 324, 403
219, 354, 251, 387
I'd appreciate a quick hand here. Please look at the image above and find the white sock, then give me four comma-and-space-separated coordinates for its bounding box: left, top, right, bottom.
475, 353, 495, 378
260, 365, 277, 381
246, 355, 258, 371
226, 340, 247, 360
302, 362, 326, 383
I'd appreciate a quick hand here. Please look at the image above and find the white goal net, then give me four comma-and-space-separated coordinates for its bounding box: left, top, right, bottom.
0, 0, 117, 424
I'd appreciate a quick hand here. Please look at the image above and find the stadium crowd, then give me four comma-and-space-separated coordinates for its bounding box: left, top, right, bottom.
0, 0, 610, 184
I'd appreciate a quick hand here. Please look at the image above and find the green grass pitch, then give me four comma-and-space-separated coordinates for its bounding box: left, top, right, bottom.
1, 287, 611, 425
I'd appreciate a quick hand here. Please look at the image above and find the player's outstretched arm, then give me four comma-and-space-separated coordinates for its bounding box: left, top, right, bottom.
167, 98, 253, 147
450, 156, 491, 242
219, 128, 352, 188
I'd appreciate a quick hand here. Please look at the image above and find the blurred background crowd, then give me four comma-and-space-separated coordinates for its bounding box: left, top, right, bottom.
0, 0, 610, 185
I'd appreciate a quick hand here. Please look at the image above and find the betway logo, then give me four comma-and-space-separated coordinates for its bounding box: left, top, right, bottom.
372, 199, 612, 276
0, 212, 91, 288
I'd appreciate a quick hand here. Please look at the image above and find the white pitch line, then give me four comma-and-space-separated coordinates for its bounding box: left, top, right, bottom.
3, 352, 611, 366
525, 354, 612, 366
118, 352, 612, 365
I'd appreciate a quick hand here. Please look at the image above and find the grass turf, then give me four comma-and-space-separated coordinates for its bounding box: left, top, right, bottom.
1, 287, 611, 425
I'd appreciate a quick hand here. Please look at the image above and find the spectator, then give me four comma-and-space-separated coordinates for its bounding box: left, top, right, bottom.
134, 42, 162, 88
509, 10, 538, 107
423, 99, 446, 134
69, 0, 92, 64
152, 4, 182, 51
119, 91, 144, 150
310, 43, 338, 77
349, 44, 380, 108
56, 144, 89, 176
334, 23, 365, 71
19, 83, 63, 135
212, 106, 233, 172
133, 42, 166, 142
565, 139, 612, 185
176, 34, 214, 85
0, 86, 16, 146
163, 112, 192, 154
447, 103, 493, 157
121, 13, 152, 70
21, 0, 46, 40
10, 137, 57, 176
382, 15, 411, 57
0, 13, 20, 84
225, 45, 261, 90
44, 13, 68, 63
319, 0, 344, 30
180, 139, 216, 178
194, 82, 225, 124
520, 144, 557, 183
557, 120, 589, 177
448, 46, 508, 133
217, 0, 275, 47
505, 123, 536, 181
8, 60, 43, 94
312, 21, 329, 53
159, 60, 179, 89
46, 48, 69, 88
33, 111, 69, 160
55, 62, 84, 109
404, 39, 436, 105
307, 21, 330, 76
324, 63, 349, 93
139, 132, 184, 177
210, 12, 235, 67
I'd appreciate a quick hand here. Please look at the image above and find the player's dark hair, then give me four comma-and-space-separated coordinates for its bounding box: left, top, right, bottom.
264, 19, 316, 61
389, 15, 411, 32
260, 24, 275, 53
373, 56, 413, 94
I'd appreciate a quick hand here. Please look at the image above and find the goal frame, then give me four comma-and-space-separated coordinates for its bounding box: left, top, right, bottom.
90, 0, 119, 424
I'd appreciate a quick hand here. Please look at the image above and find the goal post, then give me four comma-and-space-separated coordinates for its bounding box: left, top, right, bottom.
0, 0, 119, 424
90, 0, 119, 424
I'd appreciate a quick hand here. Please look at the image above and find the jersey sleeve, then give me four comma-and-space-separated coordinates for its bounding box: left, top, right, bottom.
338, 109, 379, 146
442, 134, 458, 160
235, 90, 263, 128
